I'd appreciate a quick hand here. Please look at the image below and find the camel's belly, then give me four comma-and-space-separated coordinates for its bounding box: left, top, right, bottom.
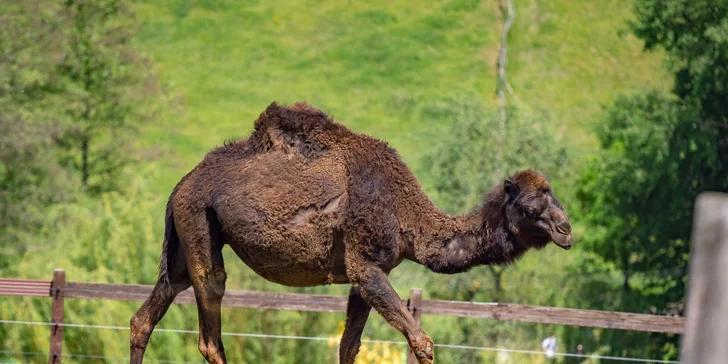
225, 225, 349, 287
211, 151, 350, 286
218, 191, 349, 286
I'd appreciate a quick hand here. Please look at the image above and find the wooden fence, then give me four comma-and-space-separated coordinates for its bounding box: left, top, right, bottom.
0, 269, 686, 364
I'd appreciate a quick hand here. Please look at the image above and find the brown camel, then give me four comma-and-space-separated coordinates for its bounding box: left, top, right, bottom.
130, 102, 573, 364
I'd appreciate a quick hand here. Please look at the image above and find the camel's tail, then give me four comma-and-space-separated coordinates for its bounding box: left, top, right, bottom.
157, 200, 180, 295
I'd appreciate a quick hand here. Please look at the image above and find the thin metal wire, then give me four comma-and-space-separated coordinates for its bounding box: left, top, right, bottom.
0, 319, 679, 363
432, 343, 680, 363
57, 287, 350, 309
0, 350, 45, 357
0, 349, 204, 363
0, 319, 399, 345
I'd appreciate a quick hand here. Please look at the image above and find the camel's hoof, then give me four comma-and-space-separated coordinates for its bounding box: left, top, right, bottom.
415, 341, 434, 363
415, 352, 434, 364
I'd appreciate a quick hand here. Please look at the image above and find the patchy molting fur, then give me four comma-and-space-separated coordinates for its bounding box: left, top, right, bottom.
130, 101, 572, 364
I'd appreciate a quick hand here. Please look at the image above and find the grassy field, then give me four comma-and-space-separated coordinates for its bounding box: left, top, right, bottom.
132, 0, 670, 196
508, 0, 671, 148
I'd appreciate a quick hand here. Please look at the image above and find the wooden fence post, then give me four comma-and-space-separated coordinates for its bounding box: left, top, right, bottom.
407, 288, 423, 364
49, 269, 65, 364
680, 193, 728, 364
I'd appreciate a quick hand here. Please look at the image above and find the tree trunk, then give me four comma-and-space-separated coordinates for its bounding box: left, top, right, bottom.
81, 135, 89, 186
486, 266, 504, 351
489, 266, 503, 302
623, 271, 632, 293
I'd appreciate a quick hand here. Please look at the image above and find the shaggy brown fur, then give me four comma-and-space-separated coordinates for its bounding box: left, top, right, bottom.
130, 102, 573, 364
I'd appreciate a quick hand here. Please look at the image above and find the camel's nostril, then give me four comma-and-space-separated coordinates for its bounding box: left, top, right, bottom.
556, 221, 572, 235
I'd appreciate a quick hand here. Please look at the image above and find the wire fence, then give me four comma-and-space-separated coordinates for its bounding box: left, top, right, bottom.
0, 319, 679, 363
0, 273, 686, 363
0, 349, 204, 364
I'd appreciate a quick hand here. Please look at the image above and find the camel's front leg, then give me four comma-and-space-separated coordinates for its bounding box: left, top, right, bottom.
348, 264, 434, 364
339, 287, 372, 364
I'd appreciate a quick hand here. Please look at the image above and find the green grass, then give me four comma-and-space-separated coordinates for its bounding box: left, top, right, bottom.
133, 0, 670, 190
134, 0, 499, 176
508, 0, 671, 149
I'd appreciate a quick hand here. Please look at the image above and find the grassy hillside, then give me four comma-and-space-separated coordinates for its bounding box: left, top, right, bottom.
133, 0, 669, 187
509, 0, 671, 148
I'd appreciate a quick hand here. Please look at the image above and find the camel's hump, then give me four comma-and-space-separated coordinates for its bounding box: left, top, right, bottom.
243, 101, 355, 158
253, 101, 341, 136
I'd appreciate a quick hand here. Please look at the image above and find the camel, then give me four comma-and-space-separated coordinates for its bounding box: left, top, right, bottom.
129, 102, 574, 364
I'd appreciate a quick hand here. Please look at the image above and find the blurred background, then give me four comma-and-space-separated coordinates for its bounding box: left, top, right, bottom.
2, 0, 726, 363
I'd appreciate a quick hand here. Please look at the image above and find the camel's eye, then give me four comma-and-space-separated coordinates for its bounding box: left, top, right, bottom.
525, 207, 539, 218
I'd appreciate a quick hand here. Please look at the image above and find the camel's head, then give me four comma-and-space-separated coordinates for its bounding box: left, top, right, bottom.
503, 169, 573, 250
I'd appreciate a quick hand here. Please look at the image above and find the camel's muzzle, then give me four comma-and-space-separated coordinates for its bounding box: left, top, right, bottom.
552, 233, 573, 250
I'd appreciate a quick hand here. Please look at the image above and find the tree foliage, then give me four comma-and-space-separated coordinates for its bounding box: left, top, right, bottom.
421, 98, 573, 215
576, 92, 694, 296
1, 1, 76, 263
633, 0, 728, 124
54, 0, 158, 192
0, 1, 157, 290
574, 0, 728, 360
1, 0, 157, 265
1, 0, 157, 198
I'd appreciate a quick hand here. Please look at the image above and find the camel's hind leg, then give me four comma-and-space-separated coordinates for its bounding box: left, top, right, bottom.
177, 209, 228, 364
130, 257, 190, 363
339, 287, 372, 364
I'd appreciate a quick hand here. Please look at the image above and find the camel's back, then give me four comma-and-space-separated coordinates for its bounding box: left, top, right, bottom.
194, 101, 421, 221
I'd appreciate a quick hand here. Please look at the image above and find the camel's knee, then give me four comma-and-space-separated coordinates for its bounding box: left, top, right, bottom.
197, 340, 209, 357
211, 269, 226, 288
130, 313, 144, 337
130, 314, 152, 349
201, 268, 227, 298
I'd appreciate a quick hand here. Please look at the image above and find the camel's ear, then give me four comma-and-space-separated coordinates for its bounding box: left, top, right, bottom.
504, 179, 520, 202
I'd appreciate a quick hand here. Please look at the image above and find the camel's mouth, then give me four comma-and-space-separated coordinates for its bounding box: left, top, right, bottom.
552, 233, 573, 250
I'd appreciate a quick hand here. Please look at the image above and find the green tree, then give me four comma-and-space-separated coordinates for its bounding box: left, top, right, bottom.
633, 0, 728, 126
1, 0, 158, 264
573, 0, 728, 360
576, 92, 690, 295
0, 1, 76, 268
54, 0, 158, 192
1, 0, 160, 279
573, 92, 693, 360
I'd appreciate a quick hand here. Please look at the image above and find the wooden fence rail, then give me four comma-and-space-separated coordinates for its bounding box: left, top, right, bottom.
0, 270, 686, 363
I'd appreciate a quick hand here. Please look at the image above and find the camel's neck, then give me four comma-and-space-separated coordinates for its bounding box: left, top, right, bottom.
410, 188, 529, 274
